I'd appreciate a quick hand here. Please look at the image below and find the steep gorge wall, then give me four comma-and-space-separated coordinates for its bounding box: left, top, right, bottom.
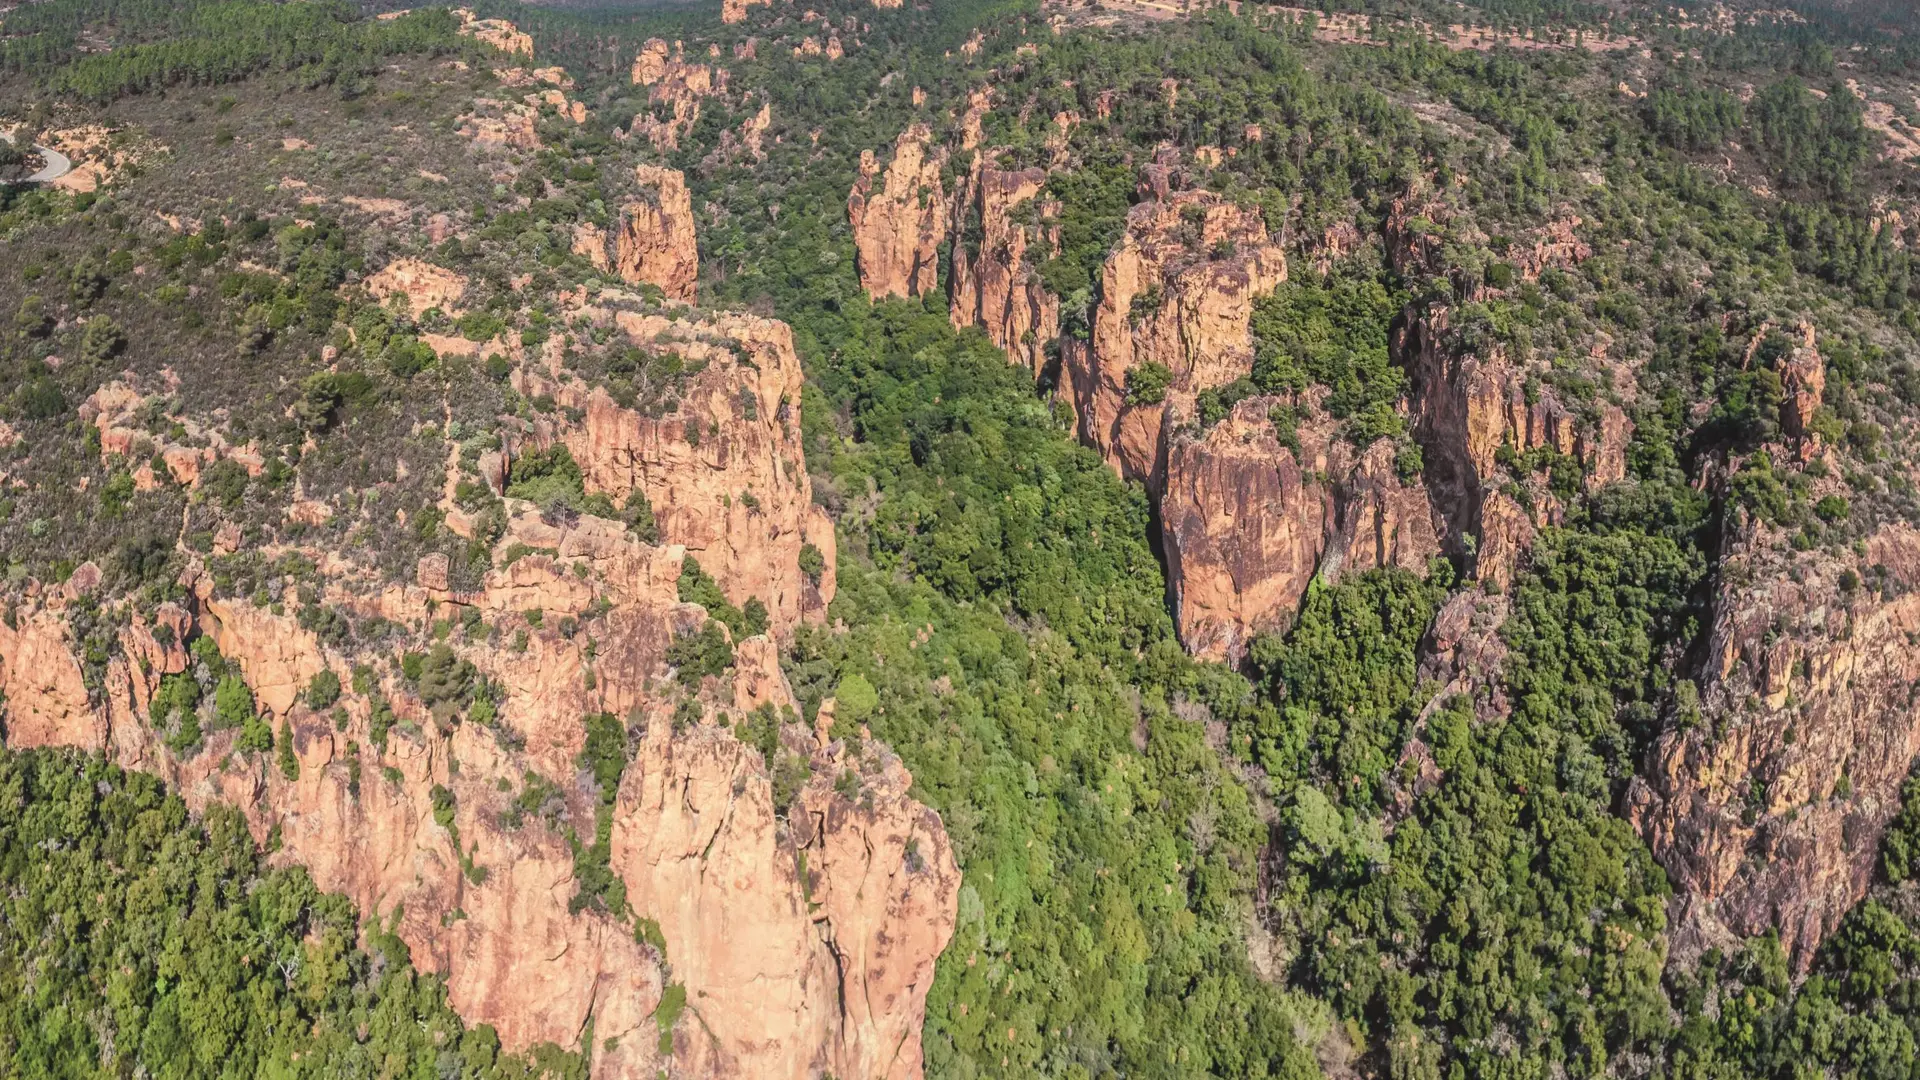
2, 297, 950, 1079
949, 161, 1060, 374
1386, 190, 1628, 588
1160, 399, 1440, 663
841, 126, 1631, 659
1059, 188, 1287, 492
515, 302, 836, 633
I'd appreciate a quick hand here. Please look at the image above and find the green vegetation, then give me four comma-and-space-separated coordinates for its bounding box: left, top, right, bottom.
21, 2, 477, 103
0, 747, 582, 1079
7, 0, 1920, 1077
570, 711, 631, 916
786, 301, 1317, 1075
674, 555, 767, 639
1249, 268, 1405, 445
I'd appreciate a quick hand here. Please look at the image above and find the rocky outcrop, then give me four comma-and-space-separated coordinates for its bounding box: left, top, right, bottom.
614, 719, 958, 1078
1629, 523, 1920, 971
457, 97, 544, 150
1395, 303, 1630, 588
1, 516, 945, 1080
1777, 320, 1826, 450
849, 124, 948, 300
365, 257, 468, 316
608, 165, 698, 302
630, 39, 723, 150
452, 7, 533, 58
516, 301, 836, 632
1059, 186, 1287, 493
721, 0, 769, 23
83, 376, 265, 490
1377, 184, 1627, 587
1511, 215, 1594, 281
949, 163, 1060, 375
1160, 398, 1439, 664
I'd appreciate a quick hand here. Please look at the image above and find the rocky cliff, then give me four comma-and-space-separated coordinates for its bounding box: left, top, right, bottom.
849, 123, 948, 300
949, 162, 1060, 375
1, 443, 948, 1080
1059, 185, 1287, 493
3, 224, 945, 1074
1387, 190, 1628, 588
599, 164, 698, 303
1629, 521, 1920, 971
614, 710, 957, 1078
1160, 396, 1440, 664
515, 298, 836, 633
1624, 329, 1920, 971
629, 38, 724, 150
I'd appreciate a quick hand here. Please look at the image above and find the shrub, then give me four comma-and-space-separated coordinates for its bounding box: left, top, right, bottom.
664, 621, 733, 687
306, 669, 342, 710
1123, 361, 1173, 406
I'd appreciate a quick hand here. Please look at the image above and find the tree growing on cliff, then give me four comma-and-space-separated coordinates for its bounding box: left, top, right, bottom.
0, 748, 584, 1079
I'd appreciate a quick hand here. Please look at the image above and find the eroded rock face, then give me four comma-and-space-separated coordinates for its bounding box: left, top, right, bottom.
457, 97, 544, 151
517, 302, 836, 632
849, 123, 948, 300
949, 163, 1060, 375
83, 375, 266, 491
630, 39, 723, 150
1059, 187, 1287, 493
452, 7, 533, 58
0, 521, 948, 1080
613, 721, 959, 1079
610, 165, 699, 302
1777, 320, 1827, 452
1160, 398, 1438, 664
1629, 523, 1920, 971
720, 0, 769, 23
365, 257, 469, 317
1395, 304, 1629, 588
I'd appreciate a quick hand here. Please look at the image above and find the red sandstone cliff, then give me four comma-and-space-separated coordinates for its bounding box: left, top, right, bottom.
2, 258, 946, 1077
1161, 398, 1440, 663
1623, 330, 1920, 971
1059, 187, 1287, 493
1387, 189, 1627, 588
1, 502, 947, 1080
515, 301, 836, 633
630, 39, 724, 150
600, 165, 698, 302
1629, 521, 1920, 971
949, 162, 1060, 375
849, 123, 949, 300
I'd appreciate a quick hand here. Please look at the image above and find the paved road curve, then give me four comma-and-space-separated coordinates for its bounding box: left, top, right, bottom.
0, 128, 75, 184
24, 144, 73, 183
